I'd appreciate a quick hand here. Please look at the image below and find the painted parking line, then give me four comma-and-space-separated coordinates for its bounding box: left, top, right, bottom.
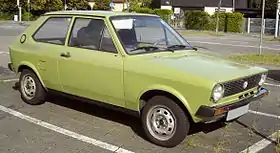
264, 82, 280, 87
0, 51, 9, 55
188, 40, 280, 51
0, 104, 134, 153
0, 78, 19, 83
240, 130, 279, 153
248, 110, 280, 120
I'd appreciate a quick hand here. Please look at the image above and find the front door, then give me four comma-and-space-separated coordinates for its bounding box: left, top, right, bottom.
57, 16, 124, 107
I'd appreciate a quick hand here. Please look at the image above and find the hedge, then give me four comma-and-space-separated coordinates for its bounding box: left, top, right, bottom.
0, 13, 13, 20
154, 9, 173, 22
184, 11, 210, 30
184, 11, 244, 33
125, 7, 173, 22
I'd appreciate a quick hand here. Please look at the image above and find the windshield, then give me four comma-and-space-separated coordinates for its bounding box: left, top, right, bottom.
110, 16, 193, 55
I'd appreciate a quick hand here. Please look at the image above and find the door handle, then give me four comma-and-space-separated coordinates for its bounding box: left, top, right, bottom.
60, 52, 71, 58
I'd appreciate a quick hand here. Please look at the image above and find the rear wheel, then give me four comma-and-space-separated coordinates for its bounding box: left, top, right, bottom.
19, 69, 46, 105
141, 95, 190, 147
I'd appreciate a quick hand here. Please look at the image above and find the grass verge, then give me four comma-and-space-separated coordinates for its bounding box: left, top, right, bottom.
228, 54, 280, 66
179, 30, 225, 36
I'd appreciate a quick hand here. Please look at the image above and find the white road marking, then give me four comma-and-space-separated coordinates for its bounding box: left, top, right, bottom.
0, 51, 9, 55
0, 105, 134, 153
188, 40, 280, 51
264, 82, 280, 87
240, 130, 279, 153
248, 110, 280, 120
0, 78, 19, 83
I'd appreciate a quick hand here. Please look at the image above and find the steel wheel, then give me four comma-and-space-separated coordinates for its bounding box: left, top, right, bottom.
21, 74, 36, 100
146, 105, 177, 141
19, 69, 46, 105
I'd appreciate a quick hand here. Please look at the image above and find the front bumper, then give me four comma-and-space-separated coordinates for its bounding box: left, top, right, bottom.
195, 87, 269, 123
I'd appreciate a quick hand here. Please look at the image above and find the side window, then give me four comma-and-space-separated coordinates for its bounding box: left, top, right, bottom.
69, 18, 105, 50
33, 17, 72, 45
100, 27, 117, 53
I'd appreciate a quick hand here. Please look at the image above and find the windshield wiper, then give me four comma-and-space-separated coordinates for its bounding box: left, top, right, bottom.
131, 46, 175, 53
130, 46, 159, 52
167, 45, 198, 51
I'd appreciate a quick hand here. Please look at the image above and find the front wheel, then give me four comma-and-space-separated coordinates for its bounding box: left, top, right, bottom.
141, 96, 190, 148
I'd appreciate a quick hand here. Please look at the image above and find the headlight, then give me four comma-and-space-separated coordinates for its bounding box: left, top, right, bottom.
258, 73, 267, 86
211, 84, 224, 103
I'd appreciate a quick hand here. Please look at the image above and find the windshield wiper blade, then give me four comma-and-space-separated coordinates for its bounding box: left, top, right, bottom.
167, 45, 187, 49
131, 46, 159, 52
167, 45, 197, 51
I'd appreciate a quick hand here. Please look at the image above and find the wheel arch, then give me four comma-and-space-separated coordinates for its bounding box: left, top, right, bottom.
139, 87, 195, 123
17, 62, 46, 89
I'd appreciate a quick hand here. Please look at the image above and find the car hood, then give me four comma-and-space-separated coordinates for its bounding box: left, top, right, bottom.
148, 52, 267, 83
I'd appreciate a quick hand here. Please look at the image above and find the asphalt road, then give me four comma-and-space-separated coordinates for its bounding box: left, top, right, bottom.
0, 22, 280, 153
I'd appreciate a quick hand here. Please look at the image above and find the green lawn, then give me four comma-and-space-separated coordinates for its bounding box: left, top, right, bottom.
228, 54, 280, 66
179, 30, 225, 36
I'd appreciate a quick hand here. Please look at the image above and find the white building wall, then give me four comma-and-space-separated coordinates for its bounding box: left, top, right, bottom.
204, 7, 233, 15
112, 3, 128, 12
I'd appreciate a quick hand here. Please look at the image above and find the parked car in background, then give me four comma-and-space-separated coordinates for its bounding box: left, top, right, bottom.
8, 10, 269, 147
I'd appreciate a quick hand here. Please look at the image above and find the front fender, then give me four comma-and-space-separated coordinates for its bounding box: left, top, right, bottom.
17, 61, 46, 88
138, 84, 194, 117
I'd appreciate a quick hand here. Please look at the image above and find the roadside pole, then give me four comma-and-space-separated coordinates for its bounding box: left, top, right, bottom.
27, 0, 30, 21
215, 0, 222, 36
274, 0, 280, 38
259, 0, 265, 55
232, 0, 235, 12
17, 0, 21, 22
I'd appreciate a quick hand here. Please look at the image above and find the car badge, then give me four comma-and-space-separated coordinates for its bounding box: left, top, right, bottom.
243, 81, 248, 89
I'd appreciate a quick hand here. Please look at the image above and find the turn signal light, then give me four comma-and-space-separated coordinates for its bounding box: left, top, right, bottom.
214, 106, 230, 116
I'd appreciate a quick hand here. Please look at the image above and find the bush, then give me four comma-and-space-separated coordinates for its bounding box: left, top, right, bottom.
184, 11, 244, 33
130, 7, 155, 14
154, 9, 173, 22
128, 8, 172, 22
0, 13, 13, 20
225, 12, 244, 32
184, 11, 210, 30
208, 12, 227, 31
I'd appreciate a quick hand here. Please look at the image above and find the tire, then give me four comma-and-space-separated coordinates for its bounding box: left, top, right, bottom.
141, 95, 190, 148
19, 69, 46, 105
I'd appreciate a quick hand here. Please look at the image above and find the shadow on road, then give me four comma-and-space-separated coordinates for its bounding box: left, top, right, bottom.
236, 120, 277, 145
268, 70, 280, 82
12, 82, 227, 144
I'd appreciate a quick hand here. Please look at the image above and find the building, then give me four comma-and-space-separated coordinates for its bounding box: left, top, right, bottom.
159, 0, 277, 18
111, 0, 128, 12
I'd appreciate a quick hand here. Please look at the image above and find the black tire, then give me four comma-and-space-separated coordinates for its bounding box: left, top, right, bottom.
19, 69, 46, 105
141, 95, 190, 148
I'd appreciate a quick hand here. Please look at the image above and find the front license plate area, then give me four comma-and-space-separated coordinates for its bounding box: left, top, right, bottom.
226, 104, 249, 121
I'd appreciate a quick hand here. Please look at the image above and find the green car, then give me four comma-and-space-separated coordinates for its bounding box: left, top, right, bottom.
8, 10, 269, 147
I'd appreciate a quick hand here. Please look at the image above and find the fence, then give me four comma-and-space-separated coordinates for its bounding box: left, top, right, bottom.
244, 17, 280, 36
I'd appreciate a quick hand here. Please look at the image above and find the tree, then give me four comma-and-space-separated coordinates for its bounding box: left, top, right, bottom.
93, 0, 111, 10
128, 0, 152, 10
0, 0, 27, 13
31, 0, 63, 11
66, 0, 89, 10
251, 0, 277, 10
265, 0, 277, 10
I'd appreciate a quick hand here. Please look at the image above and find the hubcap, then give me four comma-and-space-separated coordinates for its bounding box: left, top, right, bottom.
146, 105, 176, 141
21, 75, 36, 99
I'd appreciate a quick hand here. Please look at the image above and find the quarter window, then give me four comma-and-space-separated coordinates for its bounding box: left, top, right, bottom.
33, 17, 72, 45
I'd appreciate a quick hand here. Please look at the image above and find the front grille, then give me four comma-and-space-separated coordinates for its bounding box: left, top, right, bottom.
222, 74, 261, 97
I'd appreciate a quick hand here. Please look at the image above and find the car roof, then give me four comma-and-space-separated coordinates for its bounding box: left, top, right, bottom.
44, 10, 159, 18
